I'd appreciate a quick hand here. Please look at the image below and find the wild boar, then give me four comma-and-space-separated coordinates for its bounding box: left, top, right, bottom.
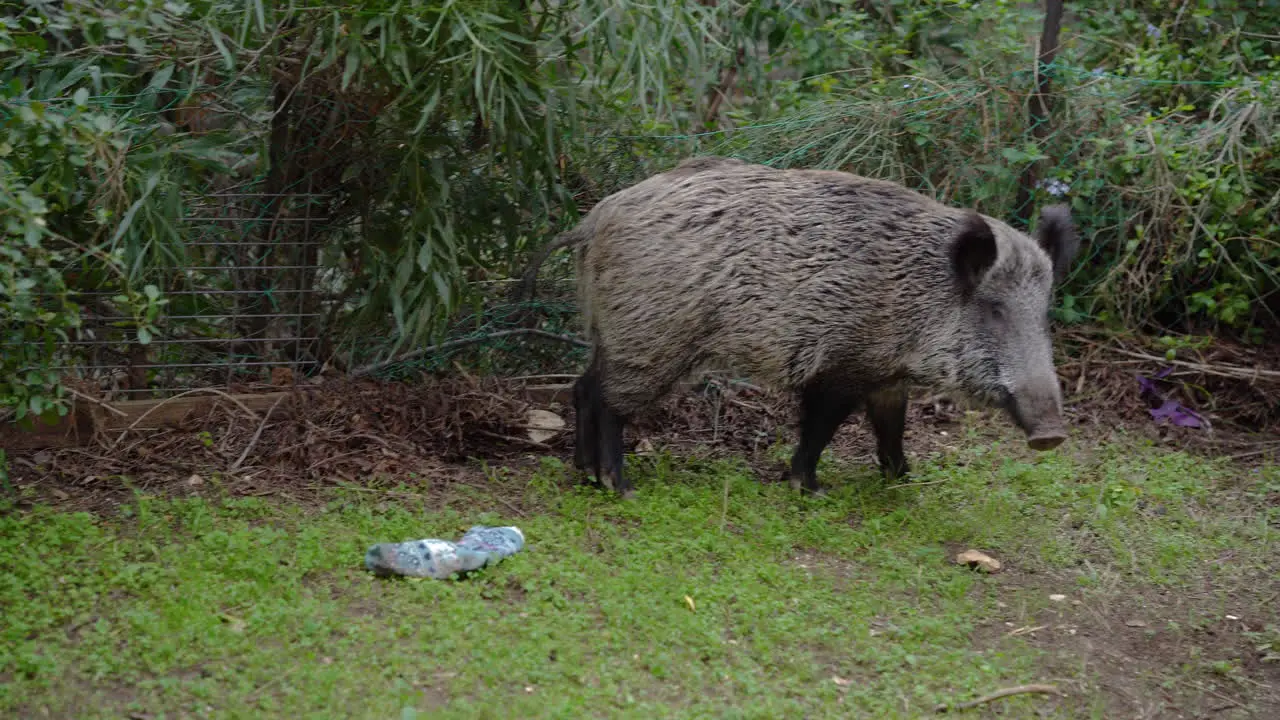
521, 156, 1079, 497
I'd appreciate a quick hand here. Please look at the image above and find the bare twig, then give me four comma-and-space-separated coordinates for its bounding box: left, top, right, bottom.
720, 474, 731, 533
703, 375, 766, 394
702, 46, 746, 132
1013, 0, 1065, 225
451, 478, 529, 518
1171, 0, 1192, 35
935, 684, 1065, 713
1187, 680, 1246, 710
64, 387, 128, 417
108, 388, 264, 449
305, 449, 372, 474
884, 477, 951, 491
507, 374, 581, 382
1063, 332, 1280, 389
350, 329, 590, 378
1104, 346, 1280, 382
230, 394, 286, 472
474, 429, 552, 450
1229, 441, 1280, 461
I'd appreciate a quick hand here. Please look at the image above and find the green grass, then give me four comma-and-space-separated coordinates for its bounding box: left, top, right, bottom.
2, 436, 1277, 718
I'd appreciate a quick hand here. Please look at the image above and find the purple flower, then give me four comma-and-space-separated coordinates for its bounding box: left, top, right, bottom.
1035, 178, 1071, 198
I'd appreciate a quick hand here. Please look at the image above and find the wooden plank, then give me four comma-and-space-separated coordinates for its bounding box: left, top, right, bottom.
520, 383, 572, 406
4, 381, 580, 453
0, 404, 96, 452
2, 392, 295, 451
96, 392, 294, 431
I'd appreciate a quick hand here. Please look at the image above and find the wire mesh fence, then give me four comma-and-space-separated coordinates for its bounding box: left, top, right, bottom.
9, 192, 331, 401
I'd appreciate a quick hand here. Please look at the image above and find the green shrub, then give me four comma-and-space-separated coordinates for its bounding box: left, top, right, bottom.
2, 0, 1276, 418
564, 1, 1279, 339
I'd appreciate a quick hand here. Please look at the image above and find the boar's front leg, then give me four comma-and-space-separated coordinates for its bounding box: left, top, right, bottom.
788, 377, 858, 496
865, 384, 910, 480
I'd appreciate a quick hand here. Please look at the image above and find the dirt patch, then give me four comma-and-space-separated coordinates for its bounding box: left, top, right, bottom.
7, 674, 142, 720
786, 548, 867, 592
969, 567, 1280, 719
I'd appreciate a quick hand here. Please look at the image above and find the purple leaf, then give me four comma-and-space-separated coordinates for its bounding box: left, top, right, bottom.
1137, 374, 1158, 396
1149, 398, 1204, 428
1138, 367, 1174, 397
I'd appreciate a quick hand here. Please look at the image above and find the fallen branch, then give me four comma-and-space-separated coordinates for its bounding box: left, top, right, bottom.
935, 684, 1065, 713
1066, 333, 1280, 384
350, 329, 590, 378
1104, 346, 1280, 382
230, 394, 287, 472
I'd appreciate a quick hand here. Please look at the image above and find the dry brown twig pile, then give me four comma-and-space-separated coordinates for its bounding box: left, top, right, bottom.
1057, 329, 1280, 445
7, 330, 1279, 511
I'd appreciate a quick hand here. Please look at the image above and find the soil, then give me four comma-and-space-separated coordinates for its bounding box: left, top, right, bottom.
968, 567, 1280, 719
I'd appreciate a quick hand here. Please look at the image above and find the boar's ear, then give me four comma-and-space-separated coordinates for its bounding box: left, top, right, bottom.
1036, 204, 1079, 283
950, 211, 998, 296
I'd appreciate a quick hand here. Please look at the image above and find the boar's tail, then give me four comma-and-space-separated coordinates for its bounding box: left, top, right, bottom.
509, 223, 592, 304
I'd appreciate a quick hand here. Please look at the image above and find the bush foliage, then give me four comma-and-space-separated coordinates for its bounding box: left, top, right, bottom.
2, 0, 1277, 416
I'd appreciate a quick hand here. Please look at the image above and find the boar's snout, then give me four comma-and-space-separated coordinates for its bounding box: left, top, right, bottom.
1006, 382, 1067, 452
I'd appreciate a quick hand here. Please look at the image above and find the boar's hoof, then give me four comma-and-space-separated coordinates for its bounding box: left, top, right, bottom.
1027, 433, 1066, 451
784, 470, 826, 497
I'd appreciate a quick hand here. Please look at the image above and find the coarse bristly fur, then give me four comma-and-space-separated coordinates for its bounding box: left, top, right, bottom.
546, 155, 1080, 496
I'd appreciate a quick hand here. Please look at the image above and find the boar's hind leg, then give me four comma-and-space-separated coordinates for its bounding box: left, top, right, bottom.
866, 384, 910, 481
596, 398, 630, 498
589, 342, 692, 499
573, 356, 632, 499
585, 355, 654, 500
789, 379, 859, 496
572, 367, 601, 475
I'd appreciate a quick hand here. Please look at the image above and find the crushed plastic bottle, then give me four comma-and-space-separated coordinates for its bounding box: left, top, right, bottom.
364, 525, 525, 579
